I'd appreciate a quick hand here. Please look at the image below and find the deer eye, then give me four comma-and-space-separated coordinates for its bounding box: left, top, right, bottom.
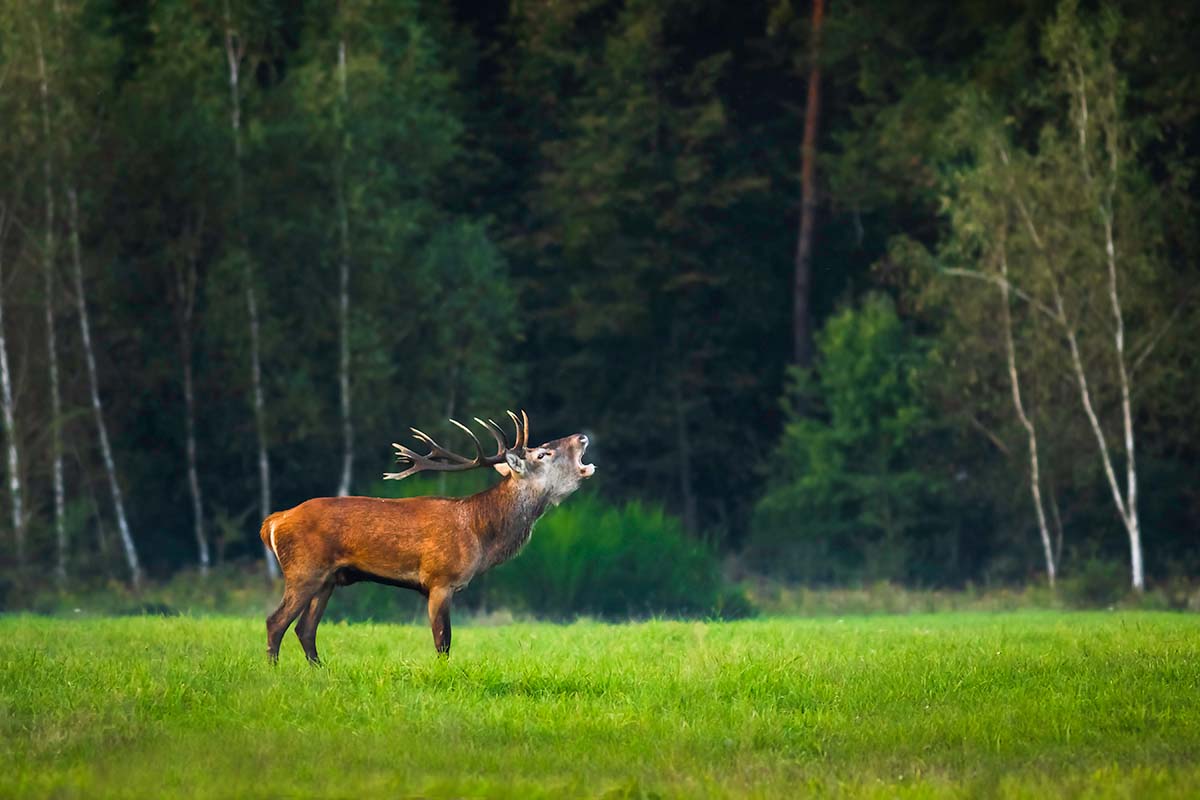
538, 451, 550, 460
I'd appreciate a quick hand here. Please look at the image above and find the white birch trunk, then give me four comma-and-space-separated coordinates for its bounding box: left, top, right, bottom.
34, 18, 67, 586
183, 341, 209, 574
247, 285, 276, 577
0, 206, 25, 570
67, 187, 142, 589
223, 3, 278, 578
1098, 164, 1142, 589
176, 234, 209, 574
1005, 126, 1142, 591
1071, 68, 1144, 591
174, 212, 208, 575
50, 1, 140, 587
335, 36, 354, 498
1054, 283, 1141, 589
998, 246, 1055, 586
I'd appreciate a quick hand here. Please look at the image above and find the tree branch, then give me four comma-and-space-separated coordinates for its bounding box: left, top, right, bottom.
939, 266, 1061, 323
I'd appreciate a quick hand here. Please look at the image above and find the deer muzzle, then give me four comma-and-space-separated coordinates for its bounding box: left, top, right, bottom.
577, 434, 595, 477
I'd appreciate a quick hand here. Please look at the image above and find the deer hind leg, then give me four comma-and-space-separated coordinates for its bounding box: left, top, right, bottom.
427, 586, 453, 656
266, 580, 323, 663
294, 582, 335, 665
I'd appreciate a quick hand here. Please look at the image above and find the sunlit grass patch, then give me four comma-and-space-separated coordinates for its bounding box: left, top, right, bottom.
1, 612, 1197, 798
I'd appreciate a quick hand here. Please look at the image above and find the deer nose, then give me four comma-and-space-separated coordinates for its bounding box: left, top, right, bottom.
578, 434, 588, 447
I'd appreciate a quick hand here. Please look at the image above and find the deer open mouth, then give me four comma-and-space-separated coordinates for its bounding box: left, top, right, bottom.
578, 437, 595, 477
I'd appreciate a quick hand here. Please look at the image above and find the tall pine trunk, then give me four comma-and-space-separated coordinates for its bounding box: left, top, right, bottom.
34, 18, 67, 587
792, 0, 824, 366
223, 3, 278, 578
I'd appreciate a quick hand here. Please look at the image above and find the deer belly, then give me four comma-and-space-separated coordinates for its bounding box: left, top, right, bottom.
334, 565, 424, 593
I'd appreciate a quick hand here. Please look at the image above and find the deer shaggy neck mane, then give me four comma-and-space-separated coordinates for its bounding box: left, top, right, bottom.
465, 476, 550, 570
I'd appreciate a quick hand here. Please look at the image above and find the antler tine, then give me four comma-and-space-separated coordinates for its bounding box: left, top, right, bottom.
506, 409, 528, 451
448, 418, 486, 461
521, 409, 530, 449
410, 427, 472, 464
392, 442, 424, 461
475, 417, 510, 457
382, 466, 422, 481
383, 412, 518, 481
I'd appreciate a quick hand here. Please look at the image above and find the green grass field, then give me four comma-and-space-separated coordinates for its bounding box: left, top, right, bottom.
2, 612, 1198, 798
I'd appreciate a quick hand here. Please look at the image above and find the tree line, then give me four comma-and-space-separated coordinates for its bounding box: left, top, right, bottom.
0, 0, 1196, 597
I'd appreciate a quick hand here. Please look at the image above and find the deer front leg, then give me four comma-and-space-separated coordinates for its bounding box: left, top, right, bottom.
427, 585, 453, 656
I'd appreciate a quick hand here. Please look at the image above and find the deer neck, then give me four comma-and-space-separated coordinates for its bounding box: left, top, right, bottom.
470, 477, 549, 570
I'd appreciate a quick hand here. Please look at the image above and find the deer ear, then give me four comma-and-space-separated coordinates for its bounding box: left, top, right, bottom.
504, 451, 526, 475
492, 461, 512, 476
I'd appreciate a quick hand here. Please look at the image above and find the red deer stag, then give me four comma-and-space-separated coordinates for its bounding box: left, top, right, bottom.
259, 411, 593, 662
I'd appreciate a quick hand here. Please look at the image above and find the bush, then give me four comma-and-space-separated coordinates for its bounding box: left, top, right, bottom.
1060, 559, 1128, 608
473, 495, 746, 619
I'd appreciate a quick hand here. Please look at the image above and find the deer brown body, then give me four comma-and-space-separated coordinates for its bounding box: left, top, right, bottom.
260, 412, 592, 663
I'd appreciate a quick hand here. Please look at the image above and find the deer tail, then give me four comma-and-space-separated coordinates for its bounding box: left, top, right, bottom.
260, 512, 284, 562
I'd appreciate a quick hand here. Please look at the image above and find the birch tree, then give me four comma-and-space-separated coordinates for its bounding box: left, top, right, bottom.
934, 128, 1060, 587
1045, 1, 1143, 590
32, 14, 67, 586
0, 201, 25, 572
173, 212, 210, 574
65, 185, 141, 588
998, 238, 1056, 586
221, 0, 277, 578
934, 3, 1166, 591
45, 0, 143, 588
0, 16, 25, 570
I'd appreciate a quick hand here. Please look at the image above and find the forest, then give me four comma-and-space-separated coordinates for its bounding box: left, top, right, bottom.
0, 0, 1197, 611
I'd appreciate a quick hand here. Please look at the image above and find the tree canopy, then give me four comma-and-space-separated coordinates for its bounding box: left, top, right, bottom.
0, 0, 1196, 595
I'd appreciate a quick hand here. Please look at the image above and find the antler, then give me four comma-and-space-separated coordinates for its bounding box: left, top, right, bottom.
383, 410, 531, 481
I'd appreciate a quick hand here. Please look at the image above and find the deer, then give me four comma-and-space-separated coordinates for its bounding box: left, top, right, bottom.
258, 410, 594, 663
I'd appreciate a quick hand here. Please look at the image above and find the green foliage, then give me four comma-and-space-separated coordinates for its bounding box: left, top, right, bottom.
748, 294, 949, 583
499, 0, 783, 542
479, 494, 742, 619
1060, 558, 1129, 609
3, 613, 1200, 797
891, 0, 1200, 588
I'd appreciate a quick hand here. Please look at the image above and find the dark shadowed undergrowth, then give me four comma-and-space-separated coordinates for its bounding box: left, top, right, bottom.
2, 612, 1198, 798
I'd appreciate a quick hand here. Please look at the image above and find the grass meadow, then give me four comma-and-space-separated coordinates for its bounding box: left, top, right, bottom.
2, 611, 1198, 798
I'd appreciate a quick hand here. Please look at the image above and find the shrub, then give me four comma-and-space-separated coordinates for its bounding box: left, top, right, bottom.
473, 494, 744, 618
1060, 558, 1128, 608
